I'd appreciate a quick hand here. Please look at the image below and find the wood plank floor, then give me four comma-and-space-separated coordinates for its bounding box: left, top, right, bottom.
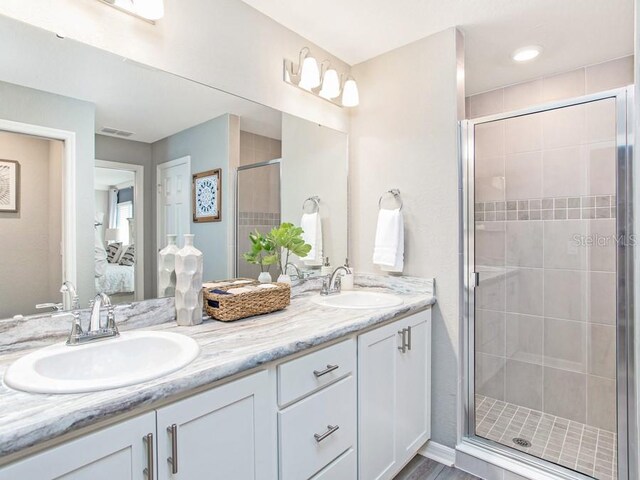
393, 455, 481, 480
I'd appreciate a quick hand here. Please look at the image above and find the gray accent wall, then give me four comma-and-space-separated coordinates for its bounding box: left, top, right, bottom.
151, 114, 233, 292
0, 80, 96, 306
95, 134, 154, 298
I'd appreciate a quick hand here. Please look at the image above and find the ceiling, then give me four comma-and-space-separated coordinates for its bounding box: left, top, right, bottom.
94, 167, 135, 190
241, 0, 634, 95
0, 15, 282, 143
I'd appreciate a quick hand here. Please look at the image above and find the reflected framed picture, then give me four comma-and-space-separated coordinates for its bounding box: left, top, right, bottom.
192, 168, 221, 223
0, 159, 19, 213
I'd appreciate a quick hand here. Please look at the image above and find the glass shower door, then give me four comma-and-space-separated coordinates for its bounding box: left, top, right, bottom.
236, 161, 281, 278
469, 93, 628, 480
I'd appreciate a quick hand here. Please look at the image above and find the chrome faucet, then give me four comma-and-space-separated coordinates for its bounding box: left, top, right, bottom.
321, 266, 350, 296
66, 292, 119, 346
285, 262, 310, 282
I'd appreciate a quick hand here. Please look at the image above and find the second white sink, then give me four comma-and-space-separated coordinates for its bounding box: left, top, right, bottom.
311, 291, 404, 309
4, 331, 200, 394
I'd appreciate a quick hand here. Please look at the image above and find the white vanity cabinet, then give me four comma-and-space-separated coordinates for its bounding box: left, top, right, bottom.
358, 310, 431, 480
155, 370, 275, 480
0, 412, 156, 480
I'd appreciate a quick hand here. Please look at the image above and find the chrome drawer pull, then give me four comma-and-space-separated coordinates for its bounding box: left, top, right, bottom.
313, 364, 339, 377
407, 325, 412, 351
314, 424, 340, 442
143, 433, 154, 480
167, 424, 178, 474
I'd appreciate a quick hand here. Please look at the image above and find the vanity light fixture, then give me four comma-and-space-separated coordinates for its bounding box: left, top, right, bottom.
284, 48, 359, 107
319, 68, 341, 100
511, 45, 542, 62
341, 77, 360, 107
98, 0, 164, 22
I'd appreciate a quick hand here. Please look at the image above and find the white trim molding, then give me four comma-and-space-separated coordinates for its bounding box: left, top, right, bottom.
418, 440, 456, 467
0, 118, 76, 290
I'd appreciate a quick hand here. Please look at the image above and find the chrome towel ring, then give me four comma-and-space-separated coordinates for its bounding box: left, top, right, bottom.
378, 189, 403, 211
303, 196, 321, 213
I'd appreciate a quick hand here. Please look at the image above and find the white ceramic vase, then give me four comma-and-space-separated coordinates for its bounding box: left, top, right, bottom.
277, 274, 291, 285
258, 271, 272, 284
175, 234, 204, 326
158, 234, 179, 297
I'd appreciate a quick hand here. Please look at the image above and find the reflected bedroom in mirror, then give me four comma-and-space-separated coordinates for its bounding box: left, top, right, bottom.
0, 14, 348, 321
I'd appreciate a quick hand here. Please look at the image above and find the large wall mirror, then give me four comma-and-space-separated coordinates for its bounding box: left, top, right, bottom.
0, 15, 348, 320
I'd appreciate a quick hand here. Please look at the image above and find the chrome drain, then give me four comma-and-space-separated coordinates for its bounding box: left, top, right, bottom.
513, 437, 532, 448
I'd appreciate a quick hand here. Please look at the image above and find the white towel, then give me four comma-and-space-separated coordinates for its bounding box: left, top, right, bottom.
301, 212, 323, 266
373, 208, 404, 273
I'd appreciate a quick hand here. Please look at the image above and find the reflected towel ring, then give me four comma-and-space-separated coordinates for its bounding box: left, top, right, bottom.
303, 196, 321, 214
378, 189, 403, 211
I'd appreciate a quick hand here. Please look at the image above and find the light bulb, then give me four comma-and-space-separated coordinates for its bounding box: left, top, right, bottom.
319, 69, 340, 99
299, 56, 321, 90
342, 79, 359, 107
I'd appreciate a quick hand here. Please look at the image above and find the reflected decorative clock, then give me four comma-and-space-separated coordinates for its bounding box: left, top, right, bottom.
192, 169, 221, 223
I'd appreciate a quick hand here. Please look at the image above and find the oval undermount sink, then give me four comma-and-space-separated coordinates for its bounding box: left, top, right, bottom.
4, 331, 200, 394
311, 291, 404, 309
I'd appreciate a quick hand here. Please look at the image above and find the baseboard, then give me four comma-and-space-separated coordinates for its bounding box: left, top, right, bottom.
418, 440, 456, 467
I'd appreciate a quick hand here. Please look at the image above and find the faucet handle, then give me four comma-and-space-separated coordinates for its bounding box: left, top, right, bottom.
105, 305, 118, 333
321, 276, 330, 295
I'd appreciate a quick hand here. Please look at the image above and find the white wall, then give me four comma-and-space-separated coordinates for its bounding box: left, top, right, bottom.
349, 27, 464, 448
0, 0, 350, 133
281, 113, 349, 267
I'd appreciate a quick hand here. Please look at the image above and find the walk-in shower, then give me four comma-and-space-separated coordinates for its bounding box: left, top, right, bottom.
461, 87, 634, 480
236, 160, 281, 278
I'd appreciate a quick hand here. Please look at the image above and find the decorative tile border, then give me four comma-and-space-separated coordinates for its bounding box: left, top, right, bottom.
238, 211, 281, 226
475, 195, 616, 222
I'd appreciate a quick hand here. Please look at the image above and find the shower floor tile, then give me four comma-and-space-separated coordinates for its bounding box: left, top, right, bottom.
475, 395, 617, 480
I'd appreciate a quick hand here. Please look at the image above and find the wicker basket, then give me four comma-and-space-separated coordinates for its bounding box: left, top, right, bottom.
203, 279, 291, 322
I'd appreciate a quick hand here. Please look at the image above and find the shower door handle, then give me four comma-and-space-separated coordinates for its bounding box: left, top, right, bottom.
471, 272, 480, 289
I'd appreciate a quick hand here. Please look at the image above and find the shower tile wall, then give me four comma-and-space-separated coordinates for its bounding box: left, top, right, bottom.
237, 131, 281, 279
473, 97, 618, 434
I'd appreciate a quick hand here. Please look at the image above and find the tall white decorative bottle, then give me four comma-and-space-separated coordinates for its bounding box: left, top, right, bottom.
175, 234, 204, 326
158, 234, 179, 297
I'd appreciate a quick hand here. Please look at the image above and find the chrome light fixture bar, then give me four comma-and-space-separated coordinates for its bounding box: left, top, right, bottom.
284, 48, 359, 108
97, 0, 164, 22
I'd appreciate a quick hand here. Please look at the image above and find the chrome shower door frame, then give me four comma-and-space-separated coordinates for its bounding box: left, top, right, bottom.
459, 87, 635, 480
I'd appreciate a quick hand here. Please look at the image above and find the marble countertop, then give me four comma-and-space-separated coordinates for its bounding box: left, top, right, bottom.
0, 274, 435, 460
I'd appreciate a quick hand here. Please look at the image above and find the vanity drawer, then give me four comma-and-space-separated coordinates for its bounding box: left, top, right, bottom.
277, 338, 356, 406
279, 376, 357, 480
311, 448, 357, 480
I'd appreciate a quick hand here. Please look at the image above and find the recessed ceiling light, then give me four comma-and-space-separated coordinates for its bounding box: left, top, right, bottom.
512, 46, 542, 63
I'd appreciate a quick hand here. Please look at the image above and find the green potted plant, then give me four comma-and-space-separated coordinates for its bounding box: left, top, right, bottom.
267, 223, 312, 284
243, 230, 277, 283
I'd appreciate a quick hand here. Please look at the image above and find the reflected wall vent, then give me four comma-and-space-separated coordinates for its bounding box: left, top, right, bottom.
100, 127, 134, 138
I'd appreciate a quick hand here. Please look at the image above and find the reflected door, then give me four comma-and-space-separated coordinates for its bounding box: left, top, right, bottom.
158, 157, 190, 250
469, 94, 627, 480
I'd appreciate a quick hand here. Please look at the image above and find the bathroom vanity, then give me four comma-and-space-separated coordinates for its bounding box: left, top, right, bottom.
0, 276, 434, 480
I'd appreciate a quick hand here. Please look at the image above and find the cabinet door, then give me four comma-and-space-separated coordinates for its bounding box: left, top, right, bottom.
396, 310, 431, 465
0, 412, 156, 480
156, 370, 275, 480
357, 319, 403, 480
